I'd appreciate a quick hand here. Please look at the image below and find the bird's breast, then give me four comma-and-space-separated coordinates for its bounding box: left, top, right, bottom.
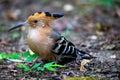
26, 28, 56, 60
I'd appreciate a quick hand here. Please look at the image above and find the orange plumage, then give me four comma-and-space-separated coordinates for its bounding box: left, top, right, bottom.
26, 12, 59, 62
26, 24, 57, 61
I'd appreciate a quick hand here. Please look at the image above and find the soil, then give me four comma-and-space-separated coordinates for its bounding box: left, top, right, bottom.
0, 0, 120, 80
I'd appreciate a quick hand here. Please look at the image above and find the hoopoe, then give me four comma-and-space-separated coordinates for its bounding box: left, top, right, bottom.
9, 12, 93, 64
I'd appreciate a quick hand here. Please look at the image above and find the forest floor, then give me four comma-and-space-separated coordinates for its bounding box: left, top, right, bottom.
0, 0, 120, 80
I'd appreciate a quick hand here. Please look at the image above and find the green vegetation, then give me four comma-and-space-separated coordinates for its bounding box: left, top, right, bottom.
63, 27, 70, 37
10, 32, 20, 38
0, 51, 66, 72
64, 76, 96, 80
89, 0, 120, 8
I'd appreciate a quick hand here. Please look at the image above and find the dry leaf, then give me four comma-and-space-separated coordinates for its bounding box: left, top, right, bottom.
29, 49, 35, 55
80, 59, 90, 71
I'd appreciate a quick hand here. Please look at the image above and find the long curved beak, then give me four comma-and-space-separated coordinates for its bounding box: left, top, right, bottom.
8, 21, 27, 32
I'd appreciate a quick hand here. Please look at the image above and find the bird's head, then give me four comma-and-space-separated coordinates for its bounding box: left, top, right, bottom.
8, 12, 64, 31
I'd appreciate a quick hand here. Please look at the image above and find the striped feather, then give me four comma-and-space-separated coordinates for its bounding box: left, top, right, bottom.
52, 36, 92, 59
52, 36, 77, 57
50, 30, 93, 64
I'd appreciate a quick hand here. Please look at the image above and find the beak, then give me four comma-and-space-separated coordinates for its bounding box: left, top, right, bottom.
8, 21, 27, 32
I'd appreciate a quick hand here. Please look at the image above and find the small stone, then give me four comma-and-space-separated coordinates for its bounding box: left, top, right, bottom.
89, 35, 97, 40
63, 4, 74, 11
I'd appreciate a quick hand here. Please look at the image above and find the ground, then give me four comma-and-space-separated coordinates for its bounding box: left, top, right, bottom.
0, 0, 120, 80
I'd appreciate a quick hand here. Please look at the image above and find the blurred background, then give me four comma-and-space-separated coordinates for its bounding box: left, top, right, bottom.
0, 0, 120, 31
0, 0, 120, 79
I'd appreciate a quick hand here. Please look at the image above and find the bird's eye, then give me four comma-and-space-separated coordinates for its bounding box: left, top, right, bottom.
34, 20, 38, 23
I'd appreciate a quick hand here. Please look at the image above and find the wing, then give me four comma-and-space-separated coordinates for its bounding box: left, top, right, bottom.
49, 29, 75, 47
50, 29, 76, 57
50, 29, 93, 63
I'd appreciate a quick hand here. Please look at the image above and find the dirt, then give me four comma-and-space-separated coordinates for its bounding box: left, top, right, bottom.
0, 0, 120, 80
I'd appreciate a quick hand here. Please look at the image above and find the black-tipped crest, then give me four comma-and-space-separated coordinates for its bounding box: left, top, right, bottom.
53, 14, 64, 18
38, 12, 42, 14
32, 12, 64, 18
45, 12, 51, 17
31, 12, 42, 15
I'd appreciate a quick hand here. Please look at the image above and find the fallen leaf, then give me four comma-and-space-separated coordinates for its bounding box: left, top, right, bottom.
80, 59, 90, 71
29, 49, 35, 55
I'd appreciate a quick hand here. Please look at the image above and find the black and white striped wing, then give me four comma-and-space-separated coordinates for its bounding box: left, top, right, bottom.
50, 30, 92, 60
52, 36, 77, 57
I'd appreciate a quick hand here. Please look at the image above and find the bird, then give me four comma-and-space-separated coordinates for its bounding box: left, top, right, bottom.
9, 12, 93, 64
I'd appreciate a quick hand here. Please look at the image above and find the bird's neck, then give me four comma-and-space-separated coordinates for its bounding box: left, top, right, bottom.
27, 25, 52, 37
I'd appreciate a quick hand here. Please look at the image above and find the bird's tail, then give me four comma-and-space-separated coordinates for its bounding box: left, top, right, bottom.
76, 49, 95, 60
